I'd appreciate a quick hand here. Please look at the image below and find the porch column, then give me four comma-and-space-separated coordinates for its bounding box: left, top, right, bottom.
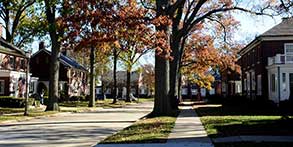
278, 66, 281, 104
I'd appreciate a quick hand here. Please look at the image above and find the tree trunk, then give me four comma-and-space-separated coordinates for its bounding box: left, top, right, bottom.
178, 73, 183, 103
152, 0, 172, 116
126, 69, 131, 102
112, 49, 118, 104
153, 53, 172, 116
168, 2, 184, 111
45, 0, 59, 111
88, 46, 95, 107
169, 37, 181, 110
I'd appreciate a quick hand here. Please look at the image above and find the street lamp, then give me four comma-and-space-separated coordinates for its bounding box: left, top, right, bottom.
24, 50, 31, 116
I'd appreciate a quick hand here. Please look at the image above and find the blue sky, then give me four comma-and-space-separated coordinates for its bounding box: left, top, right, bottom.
233, 13, 282, 42
138, 14, 283, 66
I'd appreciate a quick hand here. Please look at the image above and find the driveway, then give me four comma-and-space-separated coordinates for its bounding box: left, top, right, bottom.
0, 102, 153, 147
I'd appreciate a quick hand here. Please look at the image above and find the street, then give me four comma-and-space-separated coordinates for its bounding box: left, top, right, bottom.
0, 102, 153, 147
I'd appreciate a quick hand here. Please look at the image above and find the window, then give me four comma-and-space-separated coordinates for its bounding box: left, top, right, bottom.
140, 89, 145, 94
244, 79, 247, 91
282, 73, 286, 91
30, 81, 34, 93
182, 88, 188, 95
9, 56, 15, 69
0, 80, 4, 94
285, 44, 293, 54
246, 72, 250, 91
251, 71, 255, 91
282, 73, 286, 83
271, 74, 275, 92
257, 75, 262, 96
20, 59, 26, 70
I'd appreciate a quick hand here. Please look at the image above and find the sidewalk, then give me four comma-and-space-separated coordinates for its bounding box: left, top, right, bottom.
166, 106, 213, 147
96, 105, 214, 147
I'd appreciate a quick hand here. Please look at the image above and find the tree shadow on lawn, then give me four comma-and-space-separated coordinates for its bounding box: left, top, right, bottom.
210, 118, 293, 138
101, 117, 176, 144
195, 102, 293, 116
195, 103, 293, 138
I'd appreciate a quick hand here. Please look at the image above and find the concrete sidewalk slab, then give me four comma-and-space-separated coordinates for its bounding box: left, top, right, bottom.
167, 106, 213, 147
96, 105, 213, 147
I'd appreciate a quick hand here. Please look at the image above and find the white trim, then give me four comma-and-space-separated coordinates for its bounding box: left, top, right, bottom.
239, 36, 293, 56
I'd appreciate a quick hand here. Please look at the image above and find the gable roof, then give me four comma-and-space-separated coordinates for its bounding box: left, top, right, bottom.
0, 37, 26, 57
239, 17, 293, 55
32, 49, 87, 71
261, 17, 293, 37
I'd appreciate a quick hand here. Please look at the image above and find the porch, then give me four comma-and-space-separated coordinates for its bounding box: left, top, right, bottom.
267, 54, 293, 103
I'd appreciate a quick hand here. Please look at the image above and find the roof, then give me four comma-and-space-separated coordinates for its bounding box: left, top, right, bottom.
102, 71, 141, 84
32, 49, 87, 71
0, 37, 26, 57
261, 17, 293, 37
239, 17, 293, 55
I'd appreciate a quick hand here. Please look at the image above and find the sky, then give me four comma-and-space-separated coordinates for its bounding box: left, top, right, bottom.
233, 12, 282, 43
138, 14, 283, 66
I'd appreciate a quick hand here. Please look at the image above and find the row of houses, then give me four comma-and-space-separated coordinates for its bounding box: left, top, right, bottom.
1, 17, 293, 105
0, 36, 88, 98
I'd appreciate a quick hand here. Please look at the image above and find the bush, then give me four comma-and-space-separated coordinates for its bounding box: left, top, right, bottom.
69, 95, 86, 101
280, 100, 293, 115
206, 94, 224, 104
59, 91, 69, 102
0, 96, 34, 108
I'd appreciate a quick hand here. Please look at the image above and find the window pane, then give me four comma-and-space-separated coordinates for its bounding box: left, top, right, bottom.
282, 73, 286, 83
286, 44, 293, 54
257, 75, 262, 95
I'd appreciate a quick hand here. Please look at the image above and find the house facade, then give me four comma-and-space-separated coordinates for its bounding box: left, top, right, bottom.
238, 17, 293, 103
0, 37, 38, 97
30, 43, 88, 98
100, 71, 151, 98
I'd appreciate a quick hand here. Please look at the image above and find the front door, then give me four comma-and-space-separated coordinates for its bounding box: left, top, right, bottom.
289, 73, 293, 101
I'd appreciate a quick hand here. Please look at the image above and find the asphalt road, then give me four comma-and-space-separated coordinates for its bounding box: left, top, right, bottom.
0, 102, 153, 147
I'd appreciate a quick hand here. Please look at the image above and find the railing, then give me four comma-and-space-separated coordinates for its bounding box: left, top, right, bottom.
268, 54, 293, 66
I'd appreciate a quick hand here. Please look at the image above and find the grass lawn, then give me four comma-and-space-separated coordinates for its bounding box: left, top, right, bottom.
1, 98, 154, 122
194, 104, 293, 138
100, 113, 177, 144
0, 110, 57, 122
59, 98, 154, 110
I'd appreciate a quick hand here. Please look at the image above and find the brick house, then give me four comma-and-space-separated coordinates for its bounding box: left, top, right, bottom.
238, 17, 293, 103
30, 43, 88, 97
0, 37, 37, 97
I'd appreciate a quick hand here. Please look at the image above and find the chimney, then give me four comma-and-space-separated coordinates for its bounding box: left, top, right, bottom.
282, 17, 289, 21
39, 41, 45, 50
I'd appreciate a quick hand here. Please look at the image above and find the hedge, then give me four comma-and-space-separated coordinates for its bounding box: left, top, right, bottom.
0, 96, 34, 108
